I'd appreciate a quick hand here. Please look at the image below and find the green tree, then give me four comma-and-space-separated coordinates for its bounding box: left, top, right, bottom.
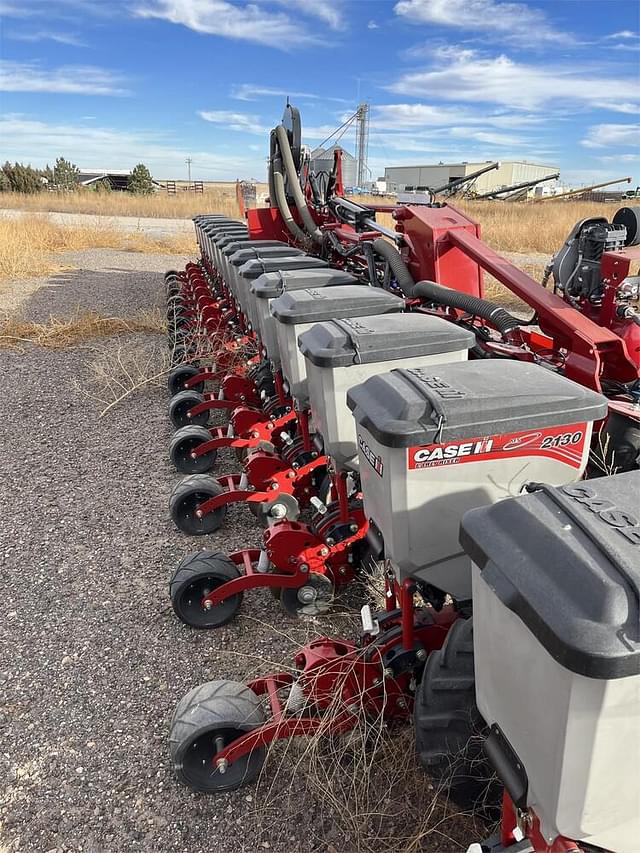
2, 162, 42, 193
127, 163, 154, 195
52, 157, 80, 191
92, 177, 112, 193
0, 170, 10, 192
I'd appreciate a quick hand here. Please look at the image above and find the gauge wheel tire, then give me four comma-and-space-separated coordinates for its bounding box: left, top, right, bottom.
169, 474, 227, 535
169, 390, 208, 429
169, 425, 218, 474
170, 551, 242, 628
414, 618, 501, 823
168, 364, 205, 397
169, 680, 266, 792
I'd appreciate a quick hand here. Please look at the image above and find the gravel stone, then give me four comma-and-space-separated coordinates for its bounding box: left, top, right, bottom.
0, 250, 355, 853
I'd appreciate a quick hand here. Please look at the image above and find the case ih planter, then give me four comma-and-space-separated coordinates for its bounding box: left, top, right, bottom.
169, 311, 474, 621
161, 103, 640, 850
346, 359, 607, 599
301, 314, 474, 470
168, 361, 607, 799
168, 272, 367, 474
168, 254, 331, 429
168, 279, 410, 540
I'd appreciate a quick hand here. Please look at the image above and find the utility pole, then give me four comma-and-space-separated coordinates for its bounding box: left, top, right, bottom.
185, 157, 193, 185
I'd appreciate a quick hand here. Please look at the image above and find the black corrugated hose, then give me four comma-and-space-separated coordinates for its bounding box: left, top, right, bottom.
412, 280, 521, 336
371, 238, 520, 337
371, 238, 415, 296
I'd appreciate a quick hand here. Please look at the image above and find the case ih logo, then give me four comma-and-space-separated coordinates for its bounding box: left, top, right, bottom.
406, 371, 467, 399
408, 424, 588, 469
358, 434, 384, 477
562, 483, 640, 546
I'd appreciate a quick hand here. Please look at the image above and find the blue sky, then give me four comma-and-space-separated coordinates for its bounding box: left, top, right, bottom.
1, 0, 639, 184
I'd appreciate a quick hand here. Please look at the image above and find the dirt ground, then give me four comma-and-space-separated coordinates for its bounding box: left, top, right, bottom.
0, 250, 483, 853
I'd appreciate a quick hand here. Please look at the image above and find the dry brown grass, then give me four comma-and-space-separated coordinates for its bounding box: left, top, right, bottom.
0, 186, 248, 220
248, 629, 487, 853
357, 194, 621, 255
1, 189, 622, 256
0, 215, 197, 283
0, 308, 164, 350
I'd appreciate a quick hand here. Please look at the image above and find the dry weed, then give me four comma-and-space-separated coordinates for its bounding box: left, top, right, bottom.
354, 195, 620, 255
0, 308, 164, 350
82, 337, 171, 416
0, 215, 196, 283
248, 635, 485, 853
82, 309, 259, 416
0, 186, 248, 220
1, 189, 622, 256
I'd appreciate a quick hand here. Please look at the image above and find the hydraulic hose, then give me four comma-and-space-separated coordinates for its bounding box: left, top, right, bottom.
371, 238, 415, 296
412, 280, 521, 336
267, 129, 277, 205
369, 237, 520, 337
272, 157, 309, 246
275, 123, 323, 244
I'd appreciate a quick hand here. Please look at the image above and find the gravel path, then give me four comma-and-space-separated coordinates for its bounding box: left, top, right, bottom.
2, 251, 425, 853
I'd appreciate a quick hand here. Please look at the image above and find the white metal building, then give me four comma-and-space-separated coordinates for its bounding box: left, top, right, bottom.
383, 161, 559, 195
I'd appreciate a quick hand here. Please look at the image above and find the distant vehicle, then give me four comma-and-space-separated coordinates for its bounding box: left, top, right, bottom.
622, 186, 640, 199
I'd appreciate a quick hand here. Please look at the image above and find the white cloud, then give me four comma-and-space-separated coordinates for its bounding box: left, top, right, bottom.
6, 30, 87, 46
388, 50, 640, 113
598, 153, 640, 163
605, 30, 639, 39
0, 115, 265, 179
611, 42, 640, 52
0, 0, 117, 18
394, 0, 570, 45
274, 0, 344, 30
372, 102, 544, 130
198, 109, 266, 134
367, 20, 379, 29
597, 102, 640, 114
581, 123, 640, 148
134, 0, 318, 48
0, 1, 34, 14
231, 84, 349, 104
0, 61, 129, 95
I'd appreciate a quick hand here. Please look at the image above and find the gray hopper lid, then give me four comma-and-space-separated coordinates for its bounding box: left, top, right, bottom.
299, 313, 474, 368
208, 227, 248, 240
238, 256, 329, 280
272, 285, 402, 323
211, 232, 251, 247
229, 246, 305, 266
204, 219, 244, 227
202, 221, 243, 232
252, 269, 358, 299
218, 238, 286, 253
460, 471, 640, 678
347, 360, 608, 447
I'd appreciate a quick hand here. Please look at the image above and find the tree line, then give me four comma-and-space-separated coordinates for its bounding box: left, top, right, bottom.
0, 158, 156, 195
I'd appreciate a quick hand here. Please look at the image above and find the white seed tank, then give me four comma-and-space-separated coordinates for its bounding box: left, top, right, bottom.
300, 315, 475, 470
251, 270, 359, 366
346, 361, 608, 599
272, 287, 404, 407
461, 471, 640, 852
